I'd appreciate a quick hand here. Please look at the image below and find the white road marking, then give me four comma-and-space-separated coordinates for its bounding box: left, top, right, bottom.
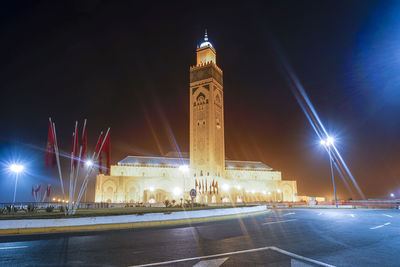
283, 212, 296, 216
318, 213, 322, 216
291, 258, 313, 267
129, 246, 335, 267
262, 219, 297, 225
349, 214, 355, 218
192, 257, 228, 267
383, 214, 393, 218
370, 222, 391, 230
0, 246, 28, 250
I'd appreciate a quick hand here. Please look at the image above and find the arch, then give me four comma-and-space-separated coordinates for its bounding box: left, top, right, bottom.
282, 184, 294, 202
102, 180, 117, 203
126, 183, 139, 203
196, 92, 206, 101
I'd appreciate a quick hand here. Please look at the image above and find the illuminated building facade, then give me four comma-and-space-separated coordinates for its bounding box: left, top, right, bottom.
95, 32, 297, 204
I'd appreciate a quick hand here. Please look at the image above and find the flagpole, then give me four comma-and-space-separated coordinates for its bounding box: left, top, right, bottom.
42, 188, 46, 202
51, 119, 67, 215
72, 130, 103, 213
68, 150, 74, 212
70, 146, 82, 215
69, 121, 78, 213
72, 128, 110, 214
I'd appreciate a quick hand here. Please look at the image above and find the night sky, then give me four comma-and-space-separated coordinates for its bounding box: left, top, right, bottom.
1, 1, 400, 202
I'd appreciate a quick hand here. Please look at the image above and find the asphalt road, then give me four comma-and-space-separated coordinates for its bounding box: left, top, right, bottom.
0, 208, 399, 267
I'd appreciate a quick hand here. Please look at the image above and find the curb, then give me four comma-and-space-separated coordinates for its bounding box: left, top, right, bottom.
0, 210, 270, 235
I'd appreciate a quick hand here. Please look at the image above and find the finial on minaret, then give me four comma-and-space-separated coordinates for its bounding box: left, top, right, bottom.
199, 29, 213, 49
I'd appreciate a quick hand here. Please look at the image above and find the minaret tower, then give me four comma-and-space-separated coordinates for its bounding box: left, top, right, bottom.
190, 30, 225, 187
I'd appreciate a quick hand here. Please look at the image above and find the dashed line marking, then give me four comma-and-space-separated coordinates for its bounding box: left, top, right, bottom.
283, 212, 296, 217
383, 214, 393, 218
349, 214, 355, 218
193, 257, 228, 267
370, 222, 391, 230
262, 219, 297, 225
0, 246, 28, 250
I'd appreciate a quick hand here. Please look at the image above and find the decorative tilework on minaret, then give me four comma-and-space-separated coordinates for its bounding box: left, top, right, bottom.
190, 31, 225, 191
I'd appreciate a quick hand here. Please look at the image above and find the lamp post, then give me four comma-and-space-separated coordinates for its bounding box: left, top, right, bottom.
9, 164, 25, 205
320, 136, 338, 208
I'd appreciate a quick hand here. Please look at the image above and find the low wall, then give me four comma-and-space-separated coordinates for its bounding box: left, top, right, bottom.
292, 205, 354, 209
0, 205, 267, 230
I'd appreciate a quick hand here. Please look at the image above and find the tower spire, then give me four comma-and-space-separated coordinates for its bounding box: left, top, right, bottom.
199, 29, 213, 49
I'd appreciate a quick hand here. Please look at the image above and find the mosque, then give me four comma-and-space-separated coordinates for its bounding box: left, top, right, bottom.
94, 32, 298, 204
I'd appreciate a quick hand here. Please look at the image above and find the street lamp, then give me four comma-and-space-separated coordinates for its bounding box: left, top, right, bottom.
9, 163, 25, 204
320, 136, 338, 208
390, 193, 395, 198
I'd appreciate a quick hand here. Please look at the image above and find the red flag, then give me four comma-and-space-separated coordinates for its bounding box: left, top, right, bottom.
199, 179, 201, 192
45, 120, 56, 168
46, 184, 51, 198
212, 180, 215, 194
35, 184, 42, 198
195, 179, 198, 189
205, 180, 208, 193
95, 132, 103, 173
81, 120, 87, 167
72, 123, 79, 168
101, 132, 111, 175
202, 180, 204, 194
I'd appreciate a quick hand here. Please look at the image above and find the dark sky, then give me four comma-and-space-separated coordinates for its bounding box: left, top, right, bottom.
1, 0, 400, 202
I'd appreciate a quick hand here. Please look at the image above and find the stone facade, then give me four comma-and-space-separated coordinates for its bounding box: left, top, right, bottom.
95, 33, 298, 204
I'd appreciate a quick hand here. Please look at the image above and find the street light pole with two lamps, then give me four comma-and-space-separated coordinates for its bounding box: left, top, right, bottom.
320, 136, 338, 208
9, 163, 25, 205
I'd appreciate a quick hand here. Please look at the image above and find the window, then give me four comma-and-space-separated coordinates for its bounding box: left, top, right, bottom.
200, 170, 203, 176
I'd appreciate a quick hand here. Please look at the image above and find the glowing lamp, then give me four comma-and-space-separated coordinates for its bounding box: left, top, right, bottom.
85, 160, 93, 167
320, 136, 334, 147
9, 164, 24, 174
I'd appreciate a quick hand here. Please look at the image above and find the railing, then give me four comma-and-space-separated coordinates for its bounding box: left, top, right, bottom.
0, 202, 111, 209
